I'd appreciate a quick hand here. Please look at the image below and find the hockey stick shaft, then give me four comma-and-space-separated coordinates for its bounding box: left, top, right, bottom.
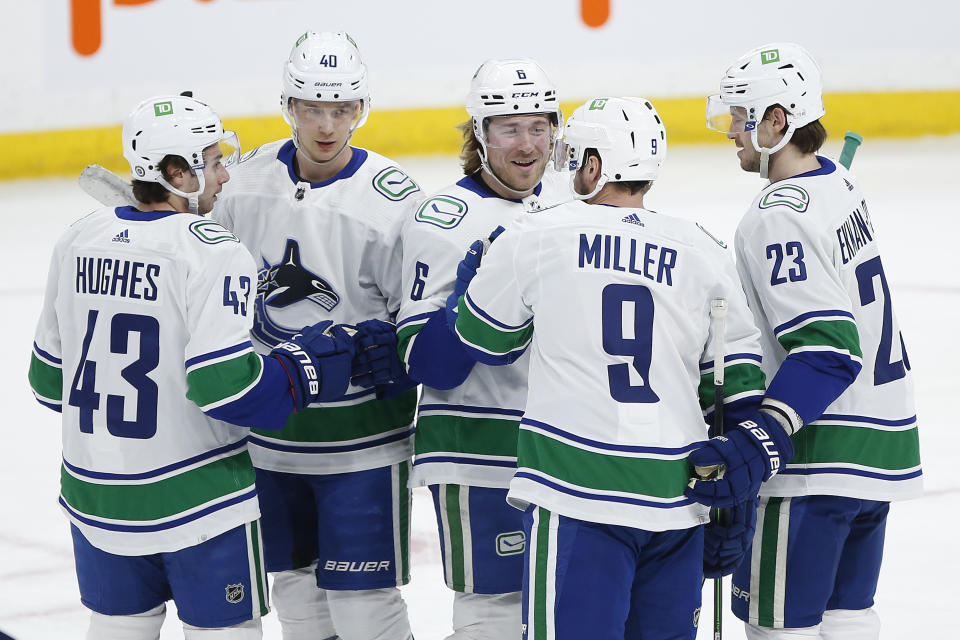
839, 131, 863, 170
710, 298, 728, 640
78, 164, 136, 207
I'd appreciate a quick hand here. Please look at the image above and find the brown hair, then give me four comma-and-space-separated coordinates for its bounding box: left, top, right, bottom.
765, 104, 828, 154
131, 155, 191, 205
457, 119, 483, 176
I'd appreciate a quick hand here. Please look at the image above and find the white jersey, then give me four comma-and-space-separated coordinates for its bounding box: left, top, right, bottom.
454, 201, 767, 531
214, 140, 422, 474
29, 206, 263, 555
735, 156, 921, 501
397, 170, 569, 488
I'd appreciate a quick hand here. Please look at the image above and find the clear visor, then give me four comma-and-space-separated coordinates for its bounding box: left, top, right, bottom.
198, 131, 240, 172
289, 98, 365, 131
706, 95, 752, 134
482, 114, 557, 151
552, 139, 579, 172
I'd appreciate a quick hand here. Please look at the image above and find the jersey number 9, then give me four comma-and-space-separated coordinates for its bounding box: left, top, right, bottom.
601, 284, 660, 403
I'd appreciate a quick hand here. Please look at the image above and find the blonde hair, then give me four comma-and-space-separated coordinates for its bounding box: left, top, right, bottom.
457, 119, 483, 176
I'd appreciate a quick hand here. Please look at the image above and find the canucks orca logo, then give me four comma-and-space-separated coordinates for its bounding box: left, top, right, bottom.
251, 239, 339, 346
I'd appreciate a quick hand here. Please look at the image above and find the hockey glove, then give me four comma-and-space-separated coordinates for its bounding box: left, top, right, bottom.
444, 225, 506, 332
685, 412, 794, 508
270, 320, 356, 410
351, 319, 407, 387
703, 497, 758, 579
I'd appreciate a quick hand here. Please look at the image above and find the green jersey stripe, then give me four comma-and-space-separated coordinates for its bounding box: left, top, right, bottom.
397, 321, 425, 365
697, 362, 766, 411
252, 391, 416, 443
186, 352, 263, 408
29, 353, 63, 402
415, 415, 519, 458
777, 319, 862, 359
757, 496, 785, 628
789, 422, 920, 470
518, 428, 691, 499
60, 450, 256, 521
456, 298, 533, 356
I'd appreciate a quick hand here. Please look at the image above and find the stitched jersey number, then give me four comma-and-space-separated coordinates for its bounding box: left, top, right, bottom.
68, 311, 160, 439
601, 284, 659, 403
767, 242, 807, 285
856, 255, 910, 385
223, 275, 251, 316
410, 261, 429, 301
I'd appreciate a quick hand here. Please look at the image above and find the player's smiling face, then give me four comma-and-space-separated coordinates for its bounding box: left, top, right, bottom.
484, 114, 552, 192
290, 99, 361, 164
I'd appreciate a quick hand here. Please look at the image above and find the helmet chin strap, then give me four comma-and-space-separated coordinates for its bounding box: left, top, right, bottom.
157, 170, 205, 215
751, 124, 795, 180
570, 169, 607, 201
476, 146, 538, 199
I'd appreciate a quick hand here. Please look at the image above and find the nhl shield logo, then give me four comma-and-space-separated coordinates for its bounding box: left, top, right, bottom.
225, 583, 245, 604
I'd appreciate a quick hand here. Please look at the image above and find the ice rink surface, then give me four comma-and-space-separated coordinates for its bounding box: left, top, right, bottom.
1, 137, 957, 639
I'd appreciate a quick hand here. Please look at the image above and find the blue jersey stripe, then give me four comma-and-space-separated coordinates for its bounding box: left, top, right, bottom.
464, 290, 533, 331
184, 341, 254, 370
33, 342, 62, 365
514, 471, 695, 509
414, 456, 517, 468
779, 467, 923, 481
774, 309, 855, 336
418, 403, 524, 417
817, 414, 917, 427
248, 427, 413, 454
699, 352, 762, 371
60, 487, 258, 533
63, 439, 249, 481
522, 418, 705, 455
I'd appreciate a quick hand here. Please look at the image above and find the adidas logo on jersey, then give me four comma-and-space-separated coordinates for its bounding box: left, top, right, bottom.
844, 178, 855, 191
112, 229, 130, 243
621, 212, 645, 227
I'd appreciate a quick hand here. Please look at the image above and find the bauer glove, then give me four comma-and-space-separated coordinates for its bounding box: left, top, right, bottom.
270, 320, 356, 410
685, 412, 794, 508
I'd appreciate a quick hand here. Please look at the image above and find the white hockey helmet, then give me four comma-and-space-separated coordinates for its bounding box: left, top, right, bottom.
706, 43, 825, 176
281, 31, 370, 133
122, 94, 239, 213
560, 97, 667, 200
466, 58, 562, 193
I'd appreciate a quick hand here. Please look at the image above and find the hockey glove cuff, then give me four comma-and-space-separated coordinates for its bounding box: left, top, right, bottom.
703, 497, 758, 579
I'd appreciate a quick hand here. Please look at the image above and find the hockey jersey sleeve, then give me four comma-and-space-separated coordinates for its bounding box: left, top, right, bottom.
737, 207, 862, 432
181, 231, 295, 429
28, 238, 68, 412
696, 240, 767, 431
396, 209, 482, 389
453, 229, 533, 366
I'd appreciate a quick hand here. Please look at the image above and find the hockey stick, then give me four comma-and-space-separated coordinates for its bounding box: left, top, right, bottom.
78, 164, 136, 207
709, 297, 728, 640
839, 131, 863, 170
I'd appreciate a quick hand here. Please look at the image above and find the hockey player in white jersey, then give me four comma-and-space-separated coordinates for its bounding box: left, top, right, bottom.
395, 58, 568, 639
28, 94, 362, 640
687, 43, 922, 640
211, 32, 420, 640
447, 96, 768, 639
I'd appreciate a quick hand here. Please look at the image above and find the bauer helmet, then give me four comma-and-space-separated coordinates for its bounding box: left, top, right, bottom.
281, 31, 370, 133
706, 43, 825, 177
560, 97, 667, 200
466, 58, 562, 193
122, 94, 239, 213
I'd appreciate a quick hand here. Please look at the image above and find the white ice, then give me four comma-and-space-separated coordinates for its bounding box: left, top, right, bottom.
1, 138, 957, 639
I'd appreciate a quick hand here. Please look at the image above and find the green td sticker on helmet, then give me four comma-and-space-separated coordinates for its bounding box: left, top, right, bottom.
154, 101, 173, 117
761, 49, 780, 64
496, 531, 526, 556
589, 98, 608, 110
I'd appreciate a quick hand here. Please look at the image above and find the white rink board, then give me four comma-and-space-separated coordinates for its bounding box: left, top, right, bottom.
0, 139, 957, 638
